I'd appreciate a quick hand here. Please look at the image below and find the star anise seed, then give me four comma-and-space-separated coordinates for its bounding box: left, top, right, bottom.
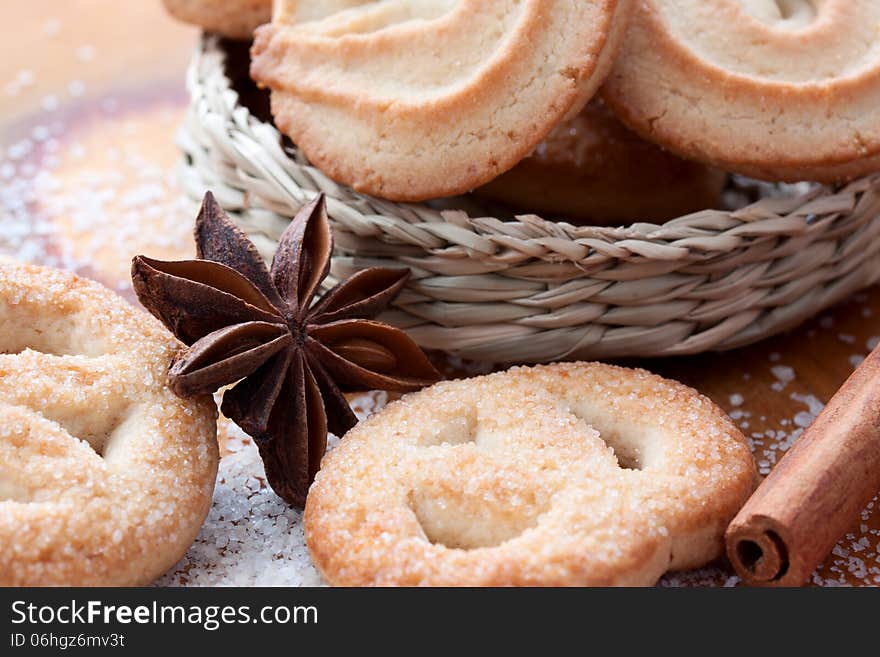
132, 191, 440, 507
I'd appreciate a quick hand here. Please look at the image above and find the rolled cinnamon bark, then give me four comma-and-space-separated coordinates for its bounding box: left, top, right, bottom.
726, 343, 880, 586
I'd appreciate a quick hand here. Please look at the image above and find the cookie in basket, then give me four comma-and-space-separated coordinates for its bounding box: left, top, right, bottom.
250, 0, 632, 201
161, 0, 374, 39
0, 262, 218, 586
305, 362, 756, 586
162, 0, 271, 39
474, 100, 727, 224
602, 0, 880, 183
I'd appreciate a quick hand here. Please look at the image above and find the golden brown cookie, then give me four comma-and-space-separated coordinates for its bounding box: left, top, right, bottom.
251, 0, 632, 201
0, 262, 218, 586
305, 362, 756, 586
161, 0, 373, 39
475, 101, 727, 224
602, 0, 880, 183
162, 0, 271, 39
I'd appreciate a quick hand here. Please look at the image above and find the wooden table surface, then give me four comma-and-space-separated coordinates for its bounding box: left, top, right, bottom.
1, 1, 878, 587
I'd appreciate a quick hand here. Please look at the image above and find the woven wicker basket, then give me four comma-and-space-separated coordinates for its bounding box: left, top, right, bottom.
176, 35, 880, 363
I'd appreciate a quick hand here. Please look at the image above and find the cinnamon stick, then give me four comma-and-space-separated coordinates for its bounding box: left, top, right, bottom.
725, 343, 880, 586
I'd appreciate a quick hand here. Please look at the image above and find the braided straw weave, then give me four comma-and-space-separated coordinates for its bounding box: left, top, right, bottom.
176, 36, 880, 363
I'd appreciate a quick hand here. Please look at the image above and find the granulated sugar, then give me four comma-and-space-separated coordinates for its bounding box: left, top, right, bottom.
770, 365, 795, 392
156, 425, 327, 587
770, 365, 795, 383
810, 494, 880, 586
0, 92, 194, 292
158, 393, 388, 587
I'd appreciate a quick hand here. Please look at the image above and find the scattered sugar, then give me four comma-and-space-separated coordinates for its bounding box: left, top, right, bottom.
7, 139, 33, 161
41, 95, 59, 112
793, 411, 814, 428
4, 70, 38, 98
68, 80, 86, 98
31, 125, 50, 142
770, 365, 795, 384
42, 19, 61, 37
728, 393, 744, 407
791, 392, 825, 417
0, 96, 195, 287
76, 44, 96, 62
159, 394, 388, 587
158, 428, 325, 587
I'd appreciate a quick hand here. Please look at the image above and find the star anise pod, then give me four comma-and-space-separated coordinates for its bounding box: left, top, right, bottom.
131, 192, 440, 507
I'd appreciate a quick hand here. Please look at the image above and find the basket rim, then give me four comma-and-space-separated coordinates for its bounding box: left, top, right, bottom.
178, 33, 880, 362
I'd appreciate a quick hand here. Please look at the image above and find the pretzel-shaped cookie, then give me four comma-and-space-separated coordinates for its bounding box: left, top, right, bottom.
305, 363, 756, 586
603, 0, 880, 183
0, 263, 218, 586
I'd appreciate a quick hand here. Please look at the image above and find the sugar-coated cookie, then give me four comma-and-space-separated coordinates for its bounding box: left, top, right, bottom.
305, 362, 756, 586
0, 263, 218, 586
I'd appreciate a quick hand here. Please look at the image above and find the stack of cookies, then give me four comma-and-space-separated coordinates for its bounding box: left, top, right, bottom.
164, 0, 880, 223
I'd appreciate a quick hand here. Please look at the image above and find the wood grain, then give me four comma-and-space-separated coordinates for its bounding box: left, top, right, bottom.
0, 1, 877, 586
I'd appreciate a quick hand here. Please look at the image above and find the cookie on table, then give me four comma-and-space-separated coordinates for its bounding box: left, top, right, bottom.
602, 0, 880, 183
305, 362, 756, 586
0, 262, 218, 586
475, 100, 727, 224
251, 0, 633, 201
